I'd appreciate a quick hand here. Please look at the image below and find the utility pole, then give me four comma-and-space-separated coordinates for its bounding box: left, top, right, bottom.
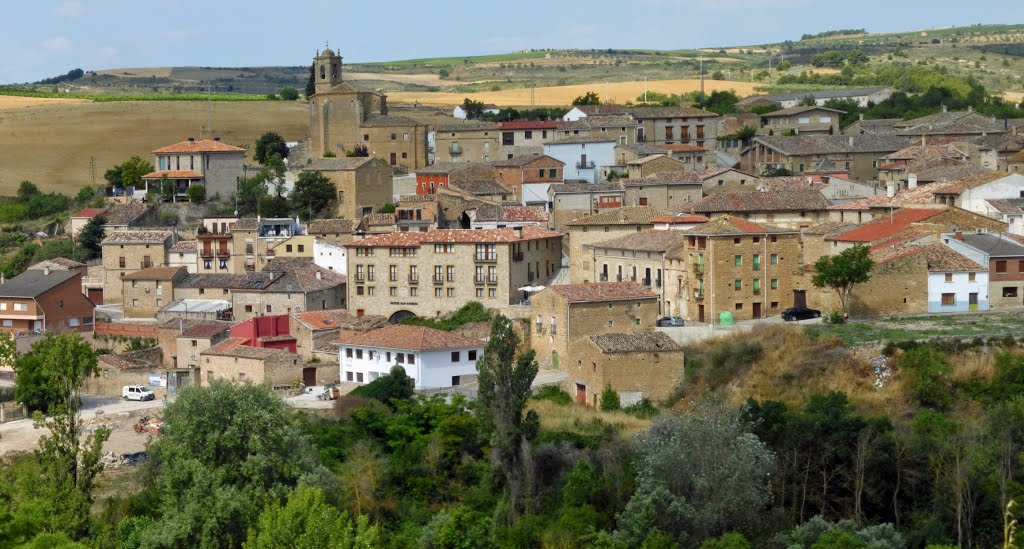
207, 82, 213, 137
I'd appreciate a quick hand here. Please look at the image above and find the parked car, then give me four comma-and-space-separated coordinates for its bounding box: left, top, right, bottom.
781, 307, 821, 321
122, 385, 156, 401
657, 316, 685, 327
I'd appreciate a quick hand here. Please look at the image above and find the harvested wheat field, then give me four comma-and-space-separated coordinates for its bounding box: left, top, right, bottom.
389, 78, 758, 107
0, 100, 308, 195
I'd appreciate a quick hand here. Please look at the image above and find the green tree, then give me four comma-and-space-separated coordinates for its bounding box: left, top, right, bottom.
461, 98, 486, 119
158, 175, 176, 202
349, 366, 414, 409
279, 87, 299, 101
616, 402, 775, 546
253, 132, 289, 164
103, 166, 123, 188
137, 380, 324, 548
572, 91, 601, 106
775, 516, 903, 549
305, 62, 316, 98
290, 170, 337, 221
117, 156, 154, 189
244, 486, 380, 549
800, 94, 818, 106
77, 215, 106, 260
600, 385, 621, 411
237, 174, 269, 216
476, 315, 539, 524
811, 245, 873, 318
439, 68, 450, 78
186, 184, 206, 203
376, 203, 396, 214
701, 532, 753, 549
846, 49, 868, 66
12, 332, 96, 414
17, 181, 39, 201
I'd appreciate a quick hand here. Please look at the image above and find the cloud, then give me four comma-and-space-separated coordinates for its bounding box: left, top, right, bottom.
41, 36, 73, 53
55, 1, 85, 17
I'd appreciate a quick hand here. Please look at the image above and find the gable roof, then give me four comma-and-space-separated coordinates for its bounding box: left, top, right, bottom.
683, 215, 789, 235
359, 114, 422, 128
122, 266, 187, 281
623, 171, 704, 187
761, 105, 847, 117
202, 338, 290, 360
177, 272, 280, 290
546, 135, 618, 145
628, 106, 718, 119
303, 157, 378, 171
308, 218, 360, 235
547, 281, 657, 303
831, 208, 943, 242
653, 214, 711, 224
566, 206, 666, 226
448, 179, 511, 196
104, 203, 153, 226
0, 269, 79, 298
494, 154, 563, 168
589, 229, 687, 252
153, 139, 245, 154
179, 321, 232, 339
955, 232, 1024, 257
586, 331, 684, 353
685, 190, 830, 213
874, 243, 986, 272
933, 171, 1018, 195
71, 207, 108, 219
101, 230, 172, 245
343, 325, 483, 351
754, 134, 910, 156
349, 226, 562, 247
548, 182, 624, 194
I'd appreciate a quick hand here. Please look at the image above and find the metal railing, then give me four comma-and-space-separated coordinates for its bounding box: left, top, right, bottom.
408, 274, 419, 283
576, 161, 596, 169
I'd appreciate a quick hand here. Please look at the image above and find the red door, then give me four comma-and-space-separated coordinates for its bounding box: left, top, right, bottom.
390, 153, 397, 166
575, 383, 587, 406
752, 302, 762, 319
698, 305, 705, 323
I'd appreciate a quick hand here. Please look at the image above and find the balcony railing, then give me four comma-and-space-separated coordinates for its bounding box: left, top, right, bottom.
600, 274, 609, 282
200, 250, 213, 258
487, 275, 498, 285
655, 278, 662, 288
576, 161, 596, 169
642, 277, 651, 286
217, 250, 230, 258
433, 274, 444, 284
694, 291, 705, 300
474, 254, 497, 263
408, 274, 419, 283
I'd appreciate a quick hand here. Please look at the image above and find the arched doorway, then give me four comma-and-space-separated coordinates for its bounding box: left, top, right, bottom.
388, 310, 416, 324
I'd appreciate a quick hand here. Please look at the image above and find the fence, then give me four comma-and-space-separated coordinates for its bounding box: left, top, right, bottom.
0, 402, 29, 424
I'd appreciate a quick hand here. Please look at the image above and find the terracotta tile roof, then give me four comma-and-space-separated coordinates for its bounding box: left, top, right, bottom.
350, 226, 562, 247
828, 185, 937, 210
179, 321, 231, 339
830, 208, 943, 242
586, 331, 684, 353
498, 120, 558, 130
493, 154, 563, 168
566, 206, 666, 226
589, 229, 687, 252
573, 105, 631, 116
651, 143, 706, 153
28, 257, 85, 270
547, 135, 618, 145
363, 213, 397, 227
448, 180, 511, 196
653, 214, 710, 224
755, 135, 910, 156
71, 207, 108, 219
291, 309, 384, 331
433, 121, 499, 132
141, 170, 203, 179
153, 139, 245, 154
304, 157, 378, 171
882, 143, 970, 162
547, 281, 657, 303
684, 190, 830, 213
260, 262, 346, 293
933, 171, 1016, 195
342, 325, 484, 351
697, 166, 759, 180
801, 221, 859, 236
985, 198, 1024, 215
309, 218, 360, 235
101, 230, 172, 245
258, 335, 297, 343
846, 118, 901, 134
171, 240, 197, 252
757, 176, 824, 192
178, 272, 280, 290
762, 105, 847, 117
627, 154, 681, 166
471, 204, 548, 223
628, 106, 718, 119
232, 218, 260, 231
549, 182, 624, 194
683, 215, 789, 235
202, 338, 290, 359
624, 171, 703, 187
873, 243, 986, 272
104, 203, 153, 226
359, 114, 422, 127
122, 266, 187, 281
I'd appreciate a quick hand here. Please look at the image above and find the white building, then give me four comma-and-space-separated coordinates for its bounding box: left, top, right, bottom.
937, 172, 1024, 219
453, 103, 500, 120
339, 325, 485, 389
313, 238, 347, 275
544, 137, 617, 183
168, 240, 198, 274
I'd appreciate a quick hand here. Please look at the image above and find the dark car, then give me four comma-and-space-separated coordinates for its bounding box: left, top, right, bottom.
657, 316, 685, 327
781, 307, 821, 321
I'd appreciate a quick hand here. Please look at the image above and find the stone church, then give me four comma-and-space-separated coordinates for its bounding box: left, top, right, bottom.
308, 48, 427, 169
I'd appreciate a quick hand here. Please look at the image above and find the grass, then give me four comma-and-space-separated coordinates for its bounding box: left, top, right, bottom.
0, 88, 270, 102
528, 399, 652, 441
805, 313, 1024, 345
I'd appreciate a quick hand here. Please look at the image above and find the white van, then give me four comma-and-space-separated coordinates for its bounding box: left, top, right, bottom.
122, 385, 156, 401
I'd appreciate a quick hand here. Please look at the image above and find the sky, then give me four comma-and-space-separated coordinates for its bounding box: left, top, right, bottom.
2, 0, 1023, 84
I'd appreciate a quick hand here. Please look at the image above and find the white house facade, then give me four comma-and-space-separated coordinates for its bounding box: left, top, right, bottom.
313, 238, 347, 275
544, 138, 617, 183
338, 325, 485, 389
927, 269, 989, 313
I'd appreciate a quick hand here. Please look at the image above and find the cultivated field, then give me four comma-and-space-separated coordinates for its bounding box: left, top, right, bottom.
389, 77, 759, 107
0, 98, 308, 195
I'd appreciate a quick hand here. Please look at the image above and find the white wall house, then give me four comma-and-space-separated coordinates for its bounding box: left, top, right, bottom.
453, 104, 500, 120
927, 267, 989, 313
954, 173, 1024, 217
544, 138, 616, 183
562, 107, 588, 122
313, 238, 347, 275
339, 325, 485, 389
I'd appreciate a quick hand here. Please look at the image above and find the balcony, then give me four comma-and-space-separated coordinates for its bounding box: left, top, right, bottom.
474, 254, 497, 263
655, 278, 662, 288
217, 250, 230, 258
694, 291, 705, 300
408, 274, 419, 284
600, 274, 609, 282
642, 277, 651, 286
474, 275, 486, 284
433, 274, 444, 284
692, 263, 704, 274
487, 275, 498, 285
200, 249, 214, 258
512, 251, 524, 262
576, 161, 596, 169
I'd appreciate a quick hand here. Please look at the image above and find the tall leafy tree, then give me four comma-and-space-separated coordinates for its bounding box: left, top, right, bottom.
476, 315, 539, 524
290, 170, 337, 221
461, 98, 486, 119
812, 245, 874, 318
77, 215, 106, 260
253, 132, 289, 164
138, 380, 325, 548
12, 332, 97, 414
244, 486, 380, 549
117, 156, 154, 189
572, 91, 601, 106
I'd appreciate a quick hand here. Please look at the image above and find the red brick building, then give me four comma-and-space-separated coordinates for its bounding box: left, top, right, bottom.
494, 155, 565, 200
229, 314, 296, 353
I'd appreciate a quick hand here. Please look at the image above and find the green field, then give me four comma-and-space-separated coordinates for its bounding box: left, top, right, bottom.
806, 312, 1024, 345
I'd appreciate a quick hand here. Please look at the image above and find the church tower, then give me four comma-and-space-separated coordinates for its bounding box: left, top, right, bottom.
314, 47, 342, 95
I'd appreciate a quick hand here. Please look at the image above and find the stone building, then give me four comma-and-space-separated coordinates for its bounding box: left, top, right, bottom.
100, 230, 173, 304
307, 218, 360, 246
528, 281, 658, 370
290, 309, 387, 360
547, 182, 625, 232
587, 230, 689, 313
743, 135, 910, 182
433, 122, 500, 163
567, 332, 685, 406
308, 48, 426, 168
630, 106, 721, 149
757, 106, 845, 136
493, 155, 565, 201
662, 216, 809, 322
303, 157, 394, 219
231, 259, 347, 321
230, 217, 302, 273
121, 266, 188, 319
565, 206, 666, 284
698, 167, 761, 195
199, 338, 308, 387
623, 172, 704, 211
169, 240, 198, 274
346, 226, 563, 321
683, 190, 832, 229
142, 138, 245, 199
174, 321, 232, 370
625, 154, 688, 179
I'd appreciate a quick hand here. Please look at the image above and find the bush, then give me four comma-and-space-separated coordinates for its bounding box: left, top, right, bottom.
400, 301, 492, 331
532, 385, 572, 406
279, 87, 299, 101
623, 398, 660, 419
826, 311, 845, 324
322, 151, 336, 158
599, 385, 620, 411
186, 185, 206, 203
158, 211, 178, 225
348, 366, 415, 409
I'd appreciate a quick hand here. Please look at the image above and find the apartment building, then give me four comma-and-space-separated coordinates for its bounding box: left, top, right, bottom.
230, 217, 302, 272
302, 157, 394, 220
100, 230, 173, 304
346, 226, 563, 321
662, 216, 808, 322
565, 206, 666, 284
0, 267, 95, 334
122, 266, 188, 318
588, 230, 688, 313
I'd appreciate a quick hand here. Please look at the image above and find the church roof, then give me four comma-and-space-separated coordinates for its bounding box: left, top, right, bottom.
318, 47, 337, 58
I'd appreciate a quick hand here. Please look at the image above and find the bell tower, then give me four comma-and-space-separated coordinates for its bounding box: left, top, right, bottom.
314, 45, 342, 96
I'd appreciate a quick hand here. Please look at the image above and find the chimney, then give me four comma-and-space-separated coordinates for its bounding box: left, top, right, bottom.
886, 181, 895, 198
955, 230, 963, 241
513, 226, 523, 239
43, 266, 50, 276
848, 136, 854, 147
908, 173, 918, 189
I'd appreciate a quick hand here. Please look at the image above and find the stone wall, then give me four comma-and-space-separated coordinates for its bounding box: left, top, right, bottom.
566, 338, 685, 405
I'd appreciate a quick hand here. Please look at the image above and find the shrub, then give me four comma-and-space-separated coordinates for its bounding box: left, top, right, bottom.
348, 366, 415, 409
826, 311, 845, 324
599, 385, 620, 411
158, 211, 178, 225
623, 398, 660, 419
186, 185, 206, 203
532, 385, 572, 406
322, 150, 336, 158
279, 87, 299, 101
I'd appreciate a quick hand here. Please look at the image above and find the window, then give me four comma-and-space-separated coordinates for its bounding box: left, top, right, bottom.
219, 260, 228, 269
357, 373, 364, 383
753, 279, 761, 295
119, 257, 126, 268
298, 245, 304, 253
338, 191, 345, 203
0, 303, 5, 310
132, 299, 139, 307
1, 320, 9, 328
408, 354, 415, 365
734, 279, 742, 290
753, 254, 761, 270
941, 293, 955, 306
410, 286, 418, 297
735, 302, 743, 310
771, 278, 778, 290
488, 288, 496, 298
451, 351, 460, 362
435, 288, 443, 297
390, 287, 398, 297
132, 280, 138, 288
734, 255, 742, 266
524, 130, 533, 139
447, 288, 455, 297
390, 133, 397, 140
69, 318, 79, 327
244, 305, 253, 312
770, 254, 779, 265
286, 245, 293, 253
733, 238, 740, 245
549, 169, 557, 178
469, 350, 477, 361
607, 321, 614, 327
266, 305, 272, 313
944, 273, 953, 283
396, 353, 405, 364
356, 286, 364, 295
1003, 286, 1019, 298
356, 349, 363, 359
476, 288, 484, 298
968, 272, 976, 282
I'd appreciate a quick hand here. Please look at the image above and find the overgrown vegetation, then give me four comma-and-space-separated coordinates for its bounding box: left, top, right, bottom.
399, 301, 493, 331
